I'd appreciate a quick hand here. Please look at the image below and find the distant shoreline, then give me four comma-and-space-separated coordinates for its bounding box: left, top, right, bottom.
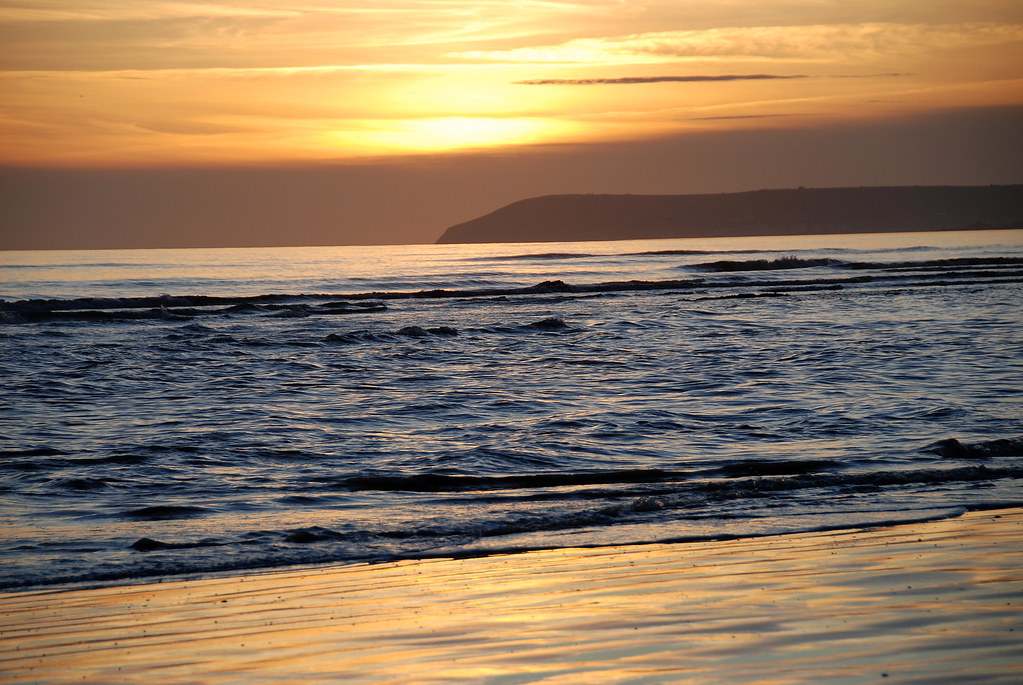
437, 185, 1023, 244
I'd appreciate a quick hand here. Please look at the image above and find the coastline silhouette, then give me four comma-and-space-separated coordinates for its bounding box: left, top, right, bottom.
438, 185, 1023, 243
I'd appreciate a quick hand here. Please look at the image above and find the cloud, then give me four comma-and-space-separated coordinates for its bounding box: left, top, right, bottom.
454, 23, 1023, 64
689, 113, 809, 121
515, 74, 807, 85
0, 1, 609, 72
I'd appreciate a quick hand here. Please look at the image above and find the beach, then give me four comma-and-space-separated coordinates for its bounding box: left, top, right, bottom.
5, 1, 1023, 681
2, 507, 1020, 684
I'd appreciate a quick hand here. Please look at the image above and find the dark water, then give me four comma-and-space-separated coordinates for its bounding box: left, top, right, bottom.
1, 232, 1021, 590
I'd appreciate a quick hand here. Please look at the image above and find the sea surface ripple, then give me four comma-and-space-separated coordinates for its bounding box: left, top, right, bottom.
1, 231, 1021, 589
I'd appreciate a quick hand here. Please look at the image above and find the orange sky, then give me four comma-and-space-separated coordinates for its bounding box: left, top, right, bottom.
1, 1, 1022, 247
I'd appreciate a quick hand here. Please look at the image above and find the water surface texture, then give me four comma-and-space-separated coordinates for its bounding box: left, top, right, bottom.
2, 230, 1021, 589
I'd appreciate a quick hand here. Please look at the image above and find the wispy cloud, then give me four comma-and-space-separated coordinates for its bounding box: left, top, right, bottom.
690, 113, 811, 121
515, 74, 807, 85
2, 2, 1021, 165
0, 1, 608, 72
454, 23, 1023, 64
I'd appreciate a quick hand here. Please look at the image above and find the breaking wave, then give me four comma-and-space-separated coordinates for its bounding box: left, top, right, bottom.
4, 254, 1022, 325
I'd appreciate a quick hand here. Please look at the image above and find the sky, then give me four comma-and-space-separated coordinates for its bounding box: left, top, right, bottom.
2, 0, 1022, 249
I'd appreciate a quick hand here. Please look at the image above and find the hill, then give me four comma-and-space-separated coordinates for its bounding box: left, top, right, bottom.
436, 185, 1023, 244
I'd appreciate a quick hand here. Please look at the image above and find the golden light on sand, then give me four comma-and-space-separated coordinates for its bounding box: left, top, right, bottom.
2, 510, 1020, 683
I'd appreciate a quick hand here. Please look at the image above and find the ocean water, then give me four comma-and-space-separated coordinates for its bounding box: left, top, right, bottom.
1, 230, 1021, 590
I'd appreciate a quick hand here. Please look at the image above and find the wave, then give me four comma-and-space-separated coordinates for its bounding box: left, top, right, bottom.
0, 446, 67, 458
925, 437, 1023, 459
689, 255, 1023, 273
461, 246, 938, 263
3, 253, 1020, 324
2, 442, 1020, 590
335, 458, 846, 494
324, 318, 569, 345
462, 246, 991, 263
627, 249, 770, 256
345, 277, 515, 290
331, 460, 1020, 496
843, 256, 1023, 270
121, 505, 209, 520
474, 252, 598, 261
325, 325, 460, 344
0, 295, 388, 324
339, 468, 688, 492
692, 256, 842, 272
9, 465, 1016, 591
3, 505, 987, 591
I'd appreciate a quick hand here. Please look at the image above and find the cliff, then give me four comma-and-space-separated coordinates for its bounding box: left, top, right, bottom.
436, 185, 1023, 244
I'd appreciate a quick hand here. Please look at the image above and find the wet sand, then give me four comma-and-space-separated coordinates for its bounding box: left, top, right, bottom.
2, 508, 1020, 684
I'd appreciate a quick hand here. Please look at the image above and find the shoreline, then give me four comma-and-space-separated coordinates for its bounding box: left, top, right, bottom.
2, 508, 1021, 684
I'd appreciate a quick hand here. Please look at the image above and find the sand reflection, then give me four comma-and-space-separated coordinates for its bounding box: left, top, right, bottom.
1, 510, 1020, 684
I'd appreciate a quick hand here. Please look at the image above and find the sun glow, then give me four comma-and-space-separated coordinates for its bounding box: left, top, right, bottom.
2, 1, 1021, 165
332, 116, 575, 153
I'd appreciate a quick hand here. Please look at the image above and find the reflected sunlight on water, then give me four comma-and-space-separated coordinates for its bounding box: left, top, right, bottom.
1, 230, 1021, 589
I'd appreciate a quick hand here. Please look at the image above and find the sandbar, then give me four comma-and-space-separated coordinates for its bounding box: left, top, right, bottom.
2, 508, 1021, 684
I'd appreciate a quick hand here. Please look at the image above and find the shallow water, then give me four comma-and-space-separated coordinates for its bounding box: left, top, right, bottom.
1, 230, 1021, 589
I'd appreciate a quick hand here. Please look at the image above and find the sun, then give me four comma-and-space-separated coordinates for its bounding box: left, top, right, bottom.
331, 116, 574, 154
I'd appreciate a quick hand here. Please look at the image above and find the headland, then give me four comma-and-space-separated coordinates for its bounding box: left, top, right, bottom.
437, 185, 1023, 243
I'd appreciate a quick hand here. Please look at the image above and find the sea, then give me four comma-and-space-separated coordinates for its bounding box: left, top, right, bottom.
1, 229, 1021, 591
